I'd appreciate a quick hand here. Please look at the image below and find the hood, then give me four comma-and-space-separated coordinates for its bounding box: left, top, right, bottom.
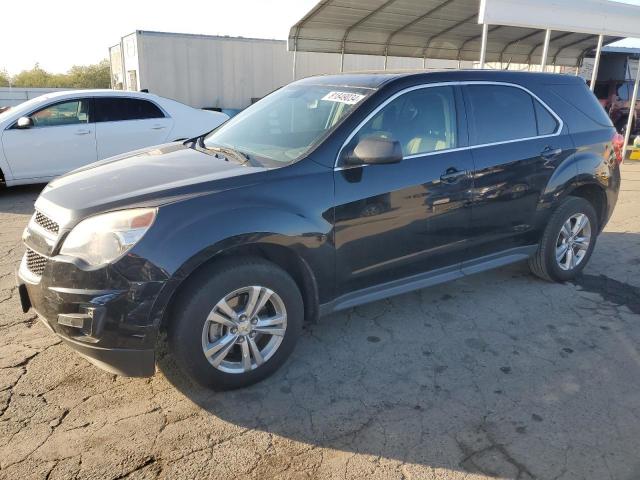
37, 143, 266, 220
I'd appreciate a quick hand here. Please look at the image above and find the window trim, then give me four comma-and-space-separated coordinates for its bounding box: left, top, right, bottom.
334, 81, 563, 170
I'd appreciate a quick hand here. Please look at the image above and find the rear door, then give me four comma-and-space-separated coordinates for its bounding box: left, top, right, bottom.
94, 97, 173, 159
463, 83, 574, 259
1, 98, 96, 180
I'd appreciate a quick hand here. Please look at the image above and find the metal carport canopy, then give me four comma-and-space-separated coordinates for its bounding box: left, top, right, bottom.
288, 0, 632, 67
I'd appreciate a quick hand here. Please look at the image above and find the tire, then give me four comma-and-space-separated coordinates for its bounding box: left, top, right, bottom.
168, 257, 303, 390
529, 196, 598, 282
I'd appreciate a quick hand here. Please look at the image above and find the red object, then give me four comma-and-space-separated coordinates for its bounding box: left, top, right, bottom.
612, 132, 624, 164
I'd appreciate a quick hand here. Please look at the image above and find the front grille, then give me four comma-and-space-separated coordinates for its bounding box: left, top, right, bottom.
34, 211, 59, 235
26, 249, 47, 277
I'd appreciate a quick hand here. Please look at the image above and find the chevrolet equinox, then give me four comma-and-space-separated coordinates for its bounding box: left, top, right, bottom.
17, 71, 622, 390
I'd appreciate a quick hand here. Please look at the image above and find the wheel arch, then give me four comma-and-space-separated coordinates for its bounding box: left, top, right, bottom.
156, 241, 321, 332
565, 181, 608, 231
541, 145, 614, 233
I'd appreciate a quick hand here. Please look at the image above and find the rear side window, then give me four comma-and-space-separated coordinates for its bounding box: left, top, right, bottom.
534, 100, 559, 135
549, 83, 612, 127
466, 85, 538, 144
94, 98, 164, 122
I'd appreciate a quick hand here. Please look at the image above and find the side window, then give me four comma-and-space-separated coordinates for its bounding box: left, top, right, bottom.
350, 86, 457, 157
534, 100, 559, 136
29, 100, 90, 127
466, 85, 538, 145
94, 98, 164, 122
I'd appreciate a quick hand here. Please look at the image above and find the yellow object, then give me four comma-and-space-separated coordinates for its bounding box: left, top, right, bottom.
629, 147, 640, 161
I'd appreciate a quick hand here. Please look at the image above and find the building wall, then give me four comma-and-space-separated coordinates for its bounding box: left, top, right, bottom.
137, 33, 296, 109
0, 88, 73, 108
111, 31, 467, 110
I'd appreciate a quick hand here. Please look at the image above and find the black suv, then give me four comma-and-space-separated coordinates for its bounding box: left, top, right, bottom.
17, 71, 621, 390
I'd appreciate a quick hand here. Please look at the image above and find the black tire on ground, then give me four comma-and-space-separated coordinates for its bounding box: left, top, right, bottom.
528, 196, 598, 282
168, 257, 303, 390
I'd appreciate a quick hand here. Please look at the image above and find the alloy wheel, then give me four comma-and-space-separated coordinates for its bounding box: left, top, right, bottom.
555, 213, 592, 271
201, 286, 287, 374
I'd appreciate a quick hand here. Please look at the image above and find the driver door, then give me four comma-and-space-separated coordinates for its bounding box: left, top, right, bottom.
2, 98, 97, 180
333, 85, 475, 295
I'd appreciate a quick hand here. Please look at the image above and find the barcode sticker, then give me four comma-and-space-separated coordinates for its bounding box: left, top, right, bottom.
322, 91, 365, 105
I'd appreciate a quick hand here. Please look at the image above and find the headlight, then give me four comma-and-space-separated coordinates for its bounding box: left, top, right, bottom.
60, 208, 156, 266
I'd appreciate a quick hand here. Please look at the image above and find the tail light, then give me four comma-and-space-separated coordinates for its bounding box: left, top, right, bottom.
612, 132, 624, 164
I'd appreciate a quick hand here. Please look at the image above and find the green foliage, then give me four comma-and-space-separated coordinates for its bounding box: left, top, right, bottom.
6, 60, 111, 89
0, 69, 10, 87
65, 60, 111, 89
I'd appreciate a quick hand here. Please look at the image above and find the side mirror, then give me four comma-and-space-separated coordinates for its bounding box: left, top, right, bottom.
345, 136, 403, 166
16, 117, 34, 129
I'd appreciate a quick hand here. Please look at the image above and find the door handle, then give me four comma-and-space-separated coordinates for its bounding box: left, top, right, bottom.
75, 129, 91, 135
541, 147, 562, 160
151, 124, 166, 130
440, 168, 468, 183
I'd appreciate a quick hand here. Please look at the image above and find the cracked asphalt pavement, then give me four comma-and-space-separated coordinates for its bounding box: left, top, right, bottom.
1, 164, 640, 480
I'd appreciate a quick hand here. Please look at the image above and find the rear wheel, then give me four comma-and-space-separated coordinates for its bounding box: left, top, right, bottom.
168, 257, 303, 390
529, 197, 598, 282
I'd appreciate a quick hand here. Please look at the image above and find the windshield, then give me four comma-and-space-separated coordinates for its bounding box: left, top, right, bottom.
0, 94, 55, 123
203, 84, 372, 164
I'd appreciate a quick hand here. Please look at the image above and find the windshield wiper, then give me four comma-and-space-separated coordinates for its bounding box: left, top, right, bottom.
201, 141, 256, 166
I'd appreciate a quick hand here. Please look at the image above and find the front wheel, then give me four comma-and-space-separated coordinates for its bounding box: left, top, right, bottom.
168, 258, 303, 390
529, 196, 598, 282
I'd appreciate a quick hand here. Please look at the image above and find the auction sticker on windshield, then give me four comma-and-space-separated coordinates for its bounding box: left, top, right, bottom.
322, 91, 366, 105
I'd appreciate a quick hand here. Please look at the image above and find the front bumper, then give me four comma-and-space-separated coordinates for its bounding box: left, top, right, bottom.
17, 252, 164, 377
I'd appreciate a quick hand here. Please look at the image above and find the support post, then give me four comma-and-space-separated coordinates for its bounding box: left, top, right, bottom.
340, 49, 345, 73
423, 57, 427, 70
590, 34, 603, 92
108, 48, 114, 90
120, 37, 126, 90
479, 23, 489, 69
623, 59, 640, 160
540, 29, 552, 71
384, 47, 389, 70
292, 45, 297, 81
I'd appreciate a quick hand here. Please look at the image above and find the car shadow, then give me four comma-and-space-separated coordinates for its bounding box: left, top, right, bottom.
158, 231, 640, 479
0, 184, 45, 215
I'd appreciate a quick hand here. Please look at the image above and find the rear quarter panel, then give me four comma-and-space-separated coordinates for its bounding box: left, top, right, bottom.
161, 99, 228, 140
529, 81, 619, 230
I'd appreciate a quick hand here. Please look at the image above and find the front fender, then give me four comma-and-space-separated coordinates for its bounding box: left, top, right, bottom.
0, 132, 15, 183
128, 182, 334, 328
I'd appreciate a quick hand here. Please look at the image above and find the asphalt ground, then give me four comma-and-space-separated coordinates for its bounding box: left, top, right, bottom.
1, 163, 639, 479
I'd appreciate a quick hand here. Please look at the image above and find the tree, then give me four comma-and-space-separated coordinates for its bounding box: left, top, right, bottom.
7, 60, 111, 89
65, 59, 111, 88
11, 63, 58, 88
0, 69, 9, 87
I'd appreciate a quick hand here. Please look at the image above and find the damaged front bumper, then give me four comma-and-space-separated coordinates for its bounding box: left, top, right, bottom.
17, 247, 165, 377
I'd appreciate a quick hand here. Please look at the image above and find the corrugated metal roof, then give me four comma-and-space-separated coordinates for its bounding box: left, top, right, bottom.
288, 0, 622, 67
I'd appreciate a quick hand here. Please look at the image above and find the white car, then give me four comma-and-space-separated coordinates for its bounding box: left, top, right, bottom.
0, 90, 229, 186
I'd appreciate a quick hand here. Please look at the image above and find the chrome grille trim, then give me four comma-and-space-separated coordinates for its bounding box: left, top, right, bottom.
25, 248, 47, 277
34, 211, 60, 235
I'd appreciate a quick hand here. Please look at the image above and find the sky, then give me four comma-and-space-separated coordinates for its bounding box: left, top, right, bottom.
2, 0, 640, 75
0, 0, 318, 74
